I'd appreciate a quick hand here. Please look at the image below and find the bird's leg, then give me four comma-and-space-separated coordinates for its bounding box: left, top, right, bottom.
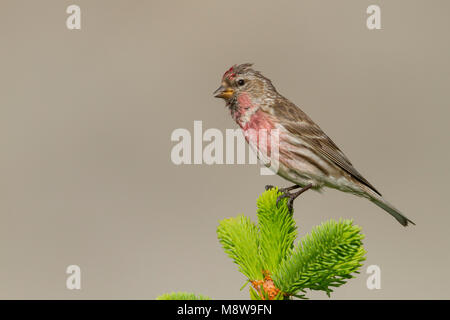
265, 184, 301, 193
279, 185, 302, 193
276, 183, 313, 212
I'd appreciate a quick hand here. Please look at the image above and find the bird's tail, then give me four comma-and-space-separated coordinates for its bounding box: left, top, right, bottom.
369, 193, 415, 227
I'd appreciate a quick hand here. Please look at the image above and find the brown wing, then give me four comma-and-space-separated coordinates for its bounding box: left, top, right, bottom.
270, 98, 382, 196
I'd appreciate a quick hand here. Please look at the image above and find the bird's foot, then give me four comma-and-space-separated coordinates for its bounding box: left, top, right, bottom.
275, 184, 313, 212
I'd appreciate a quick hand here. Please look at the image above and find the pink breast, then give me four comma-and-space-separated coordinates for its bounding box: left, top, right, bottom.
242, 110, 278, 158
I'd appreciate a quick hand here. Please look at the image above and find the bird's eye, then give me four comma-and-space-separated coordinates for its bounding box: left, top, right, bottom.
237, 79, 245, 86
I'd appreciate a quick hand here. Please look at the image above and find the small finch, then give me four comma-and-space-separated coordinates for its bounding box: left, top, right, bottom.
214, 63, 414, 226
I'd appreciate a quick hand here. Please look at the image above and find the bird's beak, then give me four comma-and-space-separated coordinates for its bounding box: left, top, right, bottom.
213, 85, 234, 99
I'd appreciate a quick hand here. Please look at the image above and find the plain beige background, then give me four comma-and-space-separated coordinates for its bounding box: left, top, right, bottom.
1, 0, 449, 299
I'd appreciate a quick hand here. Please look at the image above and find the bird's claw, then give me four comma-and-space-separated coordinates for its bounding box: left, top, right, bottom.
266, 184, 295, 211
275, 183, 313, 213
276, 192, 295, 212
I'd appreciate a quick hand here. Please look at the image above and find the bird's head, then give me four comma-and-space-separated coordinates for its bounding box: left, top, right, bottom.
213, 63, 275, 106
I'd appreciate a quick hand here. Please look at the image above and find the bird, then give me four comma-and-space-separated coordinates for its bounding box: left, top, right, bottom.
213, 63, 414, 226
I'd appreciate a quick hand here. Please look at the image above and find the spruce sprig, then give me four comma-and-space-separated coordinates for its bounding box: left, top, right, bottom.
217, 215, 264, 281
256, 188, 297, 274
217, 188, 366, 299
273, 219, 366, 297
